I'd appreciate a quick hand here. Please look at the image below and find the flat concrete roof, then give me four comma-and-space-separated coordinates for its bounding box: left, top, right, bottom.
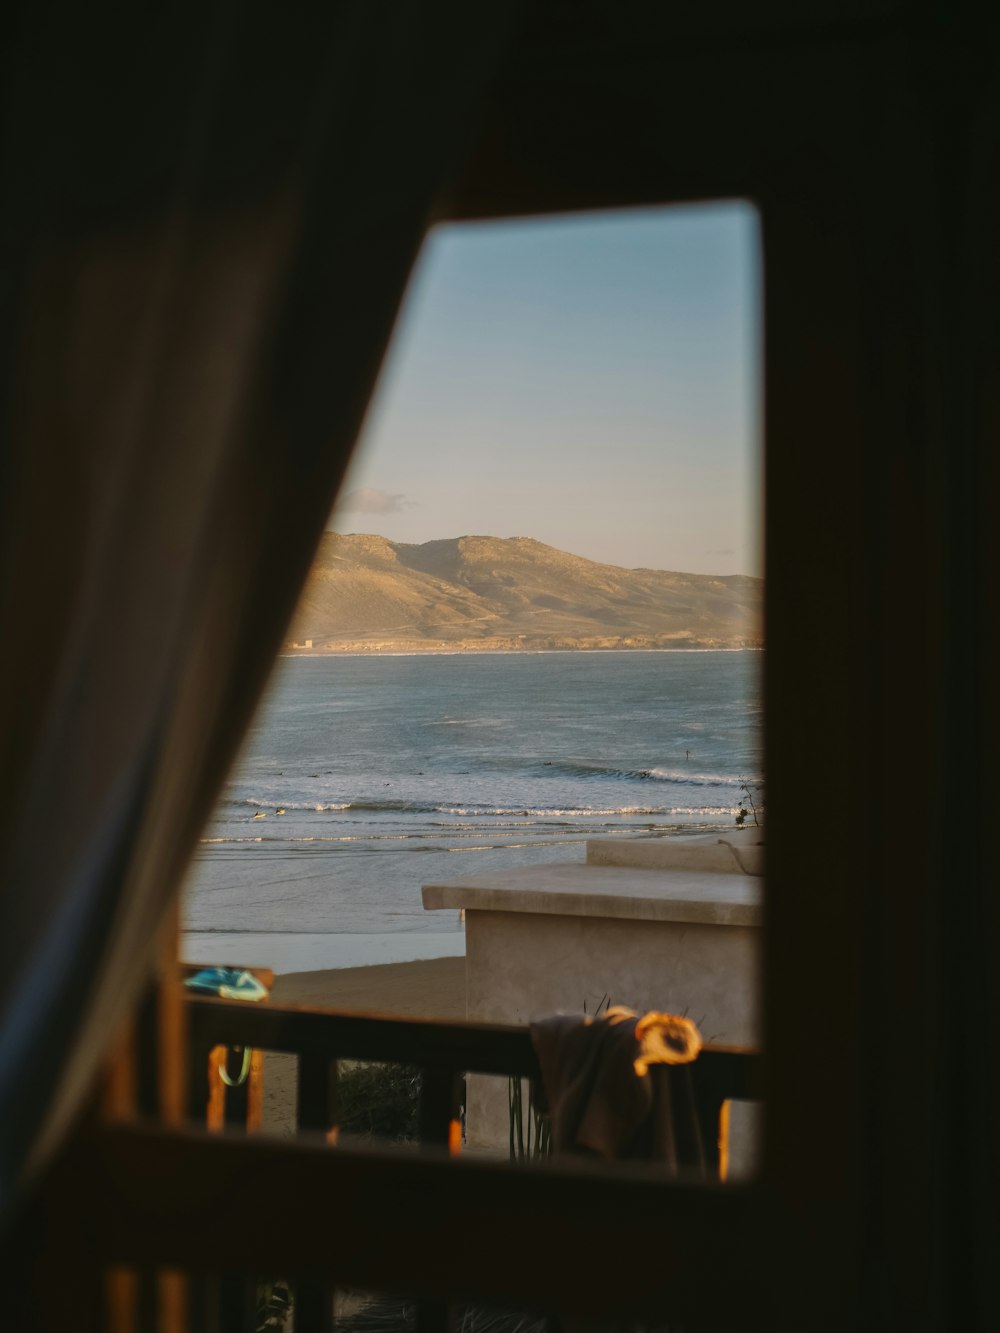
421, 862, 762, 927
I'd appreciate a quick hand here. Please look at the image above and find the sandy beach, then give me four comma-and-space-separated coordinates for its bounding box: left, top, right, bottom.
259, 957, 467, 1134
269, 956, 466, 1015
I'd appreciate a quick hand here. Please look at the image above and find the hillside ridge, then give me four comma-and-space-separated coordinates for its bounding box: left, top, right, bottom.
286, 533, 763, 652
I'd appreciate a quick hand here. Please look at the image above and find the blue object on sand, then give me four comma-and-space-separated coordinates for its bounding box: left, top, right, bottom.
184, 969, 268, 1089
183, 967, 269, 1002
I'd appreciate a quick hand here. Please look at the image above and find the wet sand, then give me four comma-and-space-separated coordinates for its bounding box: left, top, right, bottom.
270, 956, 467, 1016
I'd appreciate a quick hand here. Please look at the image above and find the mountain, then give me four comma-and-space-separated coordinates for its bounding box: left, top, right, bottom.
286, 534, 763, 652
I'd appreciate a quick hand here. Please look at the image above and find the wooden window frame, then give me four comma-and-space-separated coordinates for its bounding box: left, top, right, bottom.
27, 9, 998, 1332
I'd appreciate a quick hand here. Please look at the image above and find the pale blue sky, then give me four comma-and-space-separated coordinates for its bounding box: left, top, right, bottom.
333, 201, 762, 576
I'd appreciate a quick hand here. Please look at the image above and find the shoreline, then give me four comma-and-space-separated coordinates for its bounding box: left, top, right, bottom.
279, 645, 763, 658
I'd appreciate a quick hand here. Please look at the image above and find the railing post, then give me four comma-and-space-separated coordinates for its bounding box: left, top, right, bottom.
418, 1066, 464, 1152
295, 1054, 339, 1333
417, 1066, 464, 1333
191, 1039, 267, 1329
103, 909, 190, 1333
691, 1049, 762, 1181
416, 1297, 457, 1333
297, 1052, 340, 1139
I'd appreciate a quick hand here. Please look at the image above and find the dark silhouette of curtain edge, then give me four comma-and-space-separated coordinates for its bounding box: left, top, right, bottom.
0, 0, 525, 1219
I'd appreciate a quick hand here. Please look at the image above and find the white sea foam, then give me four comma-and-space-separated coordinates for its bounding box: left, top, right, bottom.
646, 767, 760, 786
434, 718, 507, 727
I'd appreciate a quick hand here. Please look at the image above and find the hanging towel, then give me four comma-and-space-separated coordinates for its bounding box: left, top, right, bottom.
530, 1007, 705, 1171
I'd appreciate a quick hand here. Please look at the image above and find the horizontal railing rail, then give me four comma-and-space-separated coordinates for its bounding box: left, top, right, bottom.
44, 1120, 767, 1331
187, 995, 547, 1077
187, 996, 760, 1092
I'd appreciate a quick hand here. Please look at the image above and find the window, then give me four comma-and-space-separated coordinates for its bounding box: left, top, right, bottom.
183, 202, 764, 1166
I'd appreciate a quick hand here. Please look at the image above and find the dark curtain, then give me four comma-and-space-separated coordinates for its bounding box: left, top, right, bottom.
0, 0, 521, 1216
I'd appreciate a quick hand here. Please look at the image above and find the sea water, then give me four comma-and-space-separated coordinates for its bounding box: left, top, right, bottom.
181, 651, 763, 972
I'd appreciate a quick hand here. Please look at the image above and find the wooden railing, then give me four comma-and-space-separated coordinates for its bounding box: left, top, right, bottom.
180, 995, 760, 1333
187, 995, 759, 1157
73, 961, 761, 1333
47, 1119, 765, 1333
188, 996, 543, 1150
12, 923, 768, 1333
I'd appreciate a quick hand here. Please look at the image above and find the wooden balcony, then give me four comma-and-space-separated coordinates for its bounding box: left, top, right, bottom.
34, 986, 762, 1333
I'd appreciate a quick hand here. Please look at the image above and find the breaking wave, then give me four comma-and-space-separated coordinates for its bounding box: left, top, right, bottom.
530, 759, 757, 787
230, 795, 740, 819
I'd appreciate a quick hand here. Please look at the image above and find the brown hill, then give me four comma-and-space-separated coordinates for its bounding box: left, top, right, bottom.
287, 534, 763, 652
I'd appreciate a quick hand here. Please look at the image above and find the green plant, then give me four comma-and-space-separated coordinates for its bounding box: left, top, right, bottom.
337, 1061, 422, 1141
508, 1075, 551, 1161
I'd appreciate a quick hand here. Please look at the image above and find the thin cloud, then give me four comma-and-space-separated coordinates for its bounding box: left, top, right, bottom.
338, 487, 415, 515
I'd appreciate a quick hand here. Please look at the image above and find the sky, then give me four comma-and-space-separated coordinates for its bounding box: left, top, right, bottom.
332, 201, 762, 576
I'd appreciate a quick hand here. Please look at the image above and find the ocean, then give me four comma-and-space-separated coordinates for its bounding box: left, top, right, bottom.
181, 650, 764, 974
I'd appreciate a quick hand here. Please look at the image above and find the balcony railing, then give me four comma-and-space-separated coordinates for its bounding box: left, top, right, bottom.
38, 961, 763, 1333
187, 994, 758, 1153
176, 993, 760, 1333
